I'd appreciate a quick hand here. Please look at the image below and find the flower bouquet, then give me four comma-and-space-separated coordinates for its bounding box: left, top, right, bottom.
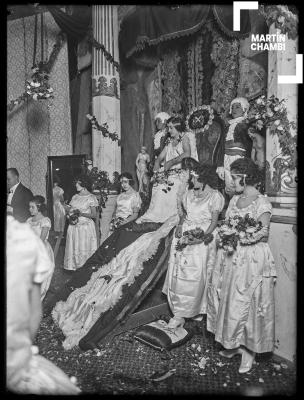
67, 209, 80, 225
110, 216, 124, 231
217, 217, 240, 255
175, 228, 213, 251
217, 214, 265, 254
237, 214, 264, 246
26, 62, 54, 101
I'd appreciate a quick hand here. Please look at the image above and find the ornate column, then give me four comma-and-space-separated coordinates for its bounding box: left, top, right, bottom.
92, 5, 121, 177
266, 23, 297, 363
266, 23, 297, 204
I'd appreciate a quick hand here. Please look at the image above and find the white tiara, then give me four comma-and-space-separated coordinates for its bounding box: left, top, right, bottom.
190, 170, 199, 177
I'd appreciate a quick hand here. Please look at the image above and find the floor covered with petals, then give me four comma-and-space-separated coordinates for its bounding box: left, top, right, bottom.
39, 243, 296, 395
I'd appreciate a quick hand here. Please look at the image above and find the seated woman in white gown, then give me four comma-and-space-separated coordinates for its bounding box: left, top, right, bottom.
109, 172, 142, 233
137, 116, 198, 224
48, 116, 199, 351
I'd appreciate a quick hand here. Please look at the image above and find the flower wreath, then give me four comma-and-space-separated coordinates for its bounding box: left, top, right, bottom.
186, 105, 214, 135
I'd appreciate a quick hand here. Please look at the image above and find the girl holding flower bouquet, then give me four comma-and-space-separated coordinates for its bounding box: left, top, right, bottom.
207, 158, 276, 374
64, 176, 98, 271
163, 165, 225, 329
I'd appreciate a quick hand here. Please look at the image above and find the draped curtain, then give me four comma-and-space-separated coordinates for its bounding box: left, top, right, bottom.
47, 6, 92, 155
119, 5, 251, 60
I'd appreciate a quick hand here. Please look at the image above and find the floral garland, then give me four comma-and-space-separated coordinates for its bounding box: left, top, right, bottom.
247, 95, 297, 169
7, 32, 65, 113
86, 114, 121, 146
259, 5, 298, 40
186, 105, 215, 134
88, 32, 120, 72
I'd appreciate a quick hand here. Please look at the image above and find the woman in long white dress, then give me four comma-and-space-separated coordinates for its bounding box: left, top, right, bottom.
207, 158, 276, 374
27, 196, 55, 300
64, 176, 98, 271
53, 180, 65, 232
163, 166, 225, 329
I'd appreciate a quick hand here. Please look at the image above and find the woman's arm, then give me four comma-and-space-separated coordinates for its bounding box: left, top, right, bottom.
164, 136, 191, 171
251, 146, 256, 163
40, 227, 49, 242
255, 211, 271, 242
80, 206, 97, 220
29, 283, 42, 342
154, 147, 167, 172
120, 208, 140, 225
204, 211, 221, 235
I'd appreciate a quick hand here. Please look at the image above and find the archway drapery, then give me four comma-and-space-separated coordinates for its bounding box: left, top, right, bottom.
119, 5, 251, 59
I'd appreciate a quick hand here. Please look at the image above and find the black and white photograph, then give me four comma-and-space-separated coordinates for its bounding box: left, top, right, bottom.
6, 3, 299, 395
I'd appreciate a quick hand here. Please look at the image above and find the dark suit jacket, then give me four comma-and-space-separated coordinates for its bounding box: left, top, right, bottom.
217, 122, 252, 167
10, 183, 34, 223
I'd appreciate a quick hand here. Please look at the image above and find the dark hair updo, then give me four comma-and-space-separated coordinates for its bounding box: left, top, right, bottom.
119, 172, 134, 186
196, 164, 223, 190
75, 175, 92, 191
181, 157, 201, 172
230, 157, 263, 187
31, 195, 47, 214
166, 116, 185, 133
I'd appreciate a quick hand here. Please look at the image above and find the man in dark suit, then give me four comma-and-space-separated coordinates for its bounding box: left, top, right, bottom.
7, 168, 34, 223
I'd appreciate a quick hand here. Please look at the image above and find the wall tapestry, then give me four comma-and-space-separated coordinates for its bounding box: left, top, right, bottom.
208, 23, 240, 120
7, 12, 72, 197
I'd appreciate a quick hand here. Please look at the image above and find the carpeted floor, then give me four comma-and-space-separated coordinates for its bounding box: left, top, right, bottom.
38, 240, 297, 395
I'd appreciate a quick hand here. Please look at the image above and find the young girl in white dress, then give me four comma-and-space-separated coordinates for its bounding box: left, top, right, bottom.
163, 165, 225, 329
64, 176, 98, 271
207, 158, 276, 374
110, 172, 142, 232
27, 196, 55, 300
53, 180, 65, 232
